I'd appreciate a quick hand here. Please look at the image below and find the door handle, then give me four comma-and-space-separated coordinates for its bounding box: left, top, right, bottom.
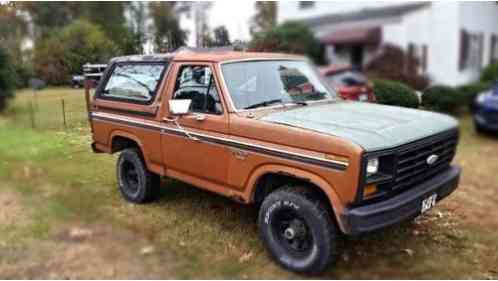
188, 113, 206, 122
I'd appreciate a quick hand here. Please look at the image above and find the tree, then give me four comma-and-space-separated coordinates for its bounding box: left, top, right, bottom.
126, 2, 148, 54
0, 47, 15, 112
77, 2, 136, 54
250, 22, 325, 65
0, 4, 31, 87
18, 2, 74, 37
212, 26, 231, 47
21, 2, 143, 55
250, 2, 276, 34
149, 2, 187, 52
33, 20, 119, 85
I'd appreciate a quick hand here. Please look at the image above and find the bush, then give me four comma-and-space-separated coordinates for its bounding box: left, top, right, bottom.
249, 21, 325, 65
33, 20, 119, 85
372, 79, 419, 108
458, 81, 492, 107
480, 63, 498, 83
0, 47, 16, 112
366, 44, 430, 91
422, 86, 465, 115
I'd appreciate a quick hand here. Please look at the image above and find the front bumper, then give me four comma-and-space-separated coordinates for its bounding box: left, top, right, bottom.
341, 165, 461, 235
474, 113, 498, 131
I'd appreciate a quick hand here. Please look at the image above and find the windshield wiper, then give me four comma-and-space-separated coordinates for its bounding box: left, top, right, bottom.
244, 99, 284, 110
293, 101, 308, 106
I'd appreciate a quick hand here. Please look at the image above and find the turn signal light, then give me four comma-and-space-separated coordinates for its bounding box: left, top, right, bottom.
363, 184, 378, 198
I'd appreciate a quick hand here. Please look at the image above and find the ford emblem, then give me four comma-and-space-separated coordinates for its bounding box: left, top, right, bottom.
426, 154, 439, 165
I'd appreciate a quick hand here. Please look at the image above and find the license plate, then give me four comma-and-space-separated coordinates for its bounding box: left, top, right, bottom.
359, 93, 369, 101
421, 194, 438, 213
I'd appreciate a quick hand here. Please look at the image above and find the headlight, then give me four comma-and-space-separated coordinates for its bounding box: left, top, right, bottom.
477, 92, 490, 104
366, 157, 379, 175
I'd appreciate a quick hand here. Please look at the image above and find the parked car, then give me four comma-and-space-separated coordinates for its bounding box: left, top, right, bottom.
71, 74, 85, 88
320, 65, 375, 102
86, 50, 461, 274
77, 63, 108, 88
473, 82, 498, 133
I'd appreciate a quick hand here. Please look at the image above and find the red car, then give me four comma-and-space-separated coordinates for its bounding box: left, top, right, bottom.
320, 65, 375, 102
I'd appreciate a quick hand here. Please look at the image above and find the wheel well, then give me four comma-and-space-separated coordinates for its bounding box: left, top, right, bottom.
111, 136, 140, 154
253, 172, 331, 208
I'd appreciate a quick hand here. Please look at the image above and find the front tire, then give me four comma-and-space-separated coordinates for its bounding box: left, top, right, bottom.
258, 186, 339, 274
117, 148, 160, 203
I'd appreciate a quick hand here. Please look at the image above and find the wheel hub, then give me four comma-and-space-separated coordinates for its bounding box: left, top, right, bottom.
284, 227, 296, 240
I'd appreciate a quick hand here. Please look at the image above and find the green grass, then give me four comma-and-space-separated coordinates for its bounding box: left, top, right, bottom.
5, 87, 90, 130
0, 87, 497, 278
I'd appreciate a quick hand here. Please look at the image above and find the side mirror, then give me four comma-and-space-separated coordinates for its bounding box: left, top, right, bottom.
169, 99, 191, 115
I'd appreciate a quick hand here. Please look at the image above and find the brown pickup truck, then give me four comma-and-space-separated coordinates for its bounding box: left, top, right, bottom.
86, 50, 461, 274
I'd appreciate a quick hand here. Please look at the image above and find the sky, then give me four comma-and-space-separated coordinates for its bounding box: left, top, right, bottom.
208, 1, 256, 43
181, 1, 257, 47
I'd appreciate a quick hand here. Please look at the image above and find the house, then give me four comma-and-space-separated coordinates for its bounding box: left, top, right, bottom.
278, 1, 498, 86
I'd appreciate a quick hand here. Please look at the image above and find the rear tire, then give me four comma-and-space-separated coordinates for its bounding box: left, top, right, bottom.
117, 148, 160, 203
258, 186, 339, 274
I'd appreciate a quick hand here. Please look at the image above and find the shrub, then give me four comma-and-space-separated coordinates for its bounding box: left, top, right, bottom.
33, 20, 119, 85
366, 44, 430, 91
249, 21, 326, 65
458, 81, 492, 107
480, 62, 498, 83
372, 79, 419, 108
422, 85, 465, 115
0, 47, 16, 112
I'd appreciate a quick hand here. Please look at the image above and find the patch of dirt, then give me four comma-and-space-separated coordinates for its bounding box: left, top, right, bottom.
0, 191, 29, 226
0, 223, 178, 279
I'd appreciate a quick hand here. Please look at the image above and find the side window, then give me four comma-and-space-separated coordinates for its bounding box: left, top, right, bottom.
101, 63, 166, 103
173, 65, 223, 114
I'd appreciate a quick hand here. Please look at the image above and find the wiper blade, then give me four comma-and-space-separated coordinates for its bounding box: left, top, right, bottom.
293, 101, 308, 106
244, 99, 283, 110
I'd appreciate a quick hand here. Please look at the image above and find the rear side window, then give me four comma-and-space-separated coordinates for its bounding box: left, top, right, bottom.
101, 63, 167, 103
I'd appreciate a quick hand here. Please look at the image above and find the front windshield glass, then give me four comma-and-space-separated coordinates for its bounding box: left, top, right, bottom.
221, 60, 336, 110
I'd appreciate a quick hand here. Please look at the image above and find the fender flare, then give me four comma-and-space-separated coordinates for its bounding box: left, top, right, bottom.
243, 164, 346, 229
109, 130, 150, 164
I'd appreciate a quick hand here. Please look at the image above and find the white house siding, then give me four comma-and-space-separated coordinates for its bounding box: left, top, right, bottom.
277, 2, 498, 86
277, 2, 400, 23
384, 2, 462, 86
457, 2, 498, 85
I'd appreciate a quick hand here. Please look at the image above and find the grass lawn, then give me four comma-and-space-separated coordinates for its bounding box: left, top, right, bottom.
0, 88, 497, 279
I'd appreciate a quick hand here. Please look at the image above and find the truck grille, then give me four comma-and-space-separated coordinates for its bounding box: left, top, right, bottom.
379, 130, 459, 196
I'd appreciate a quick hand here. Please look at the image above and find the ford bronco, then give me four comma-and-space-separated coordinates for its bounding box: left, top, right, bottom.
85, 50, 461, 274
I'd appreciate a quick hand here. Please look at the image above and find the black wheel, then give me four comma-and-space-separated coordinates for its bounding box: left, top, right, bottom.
258, 186, 339, 274
117, 148, 160, 203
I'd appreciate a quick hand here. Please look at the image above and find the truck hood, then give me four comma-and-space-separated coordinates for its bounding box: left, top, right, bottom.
260, 102, 458, 152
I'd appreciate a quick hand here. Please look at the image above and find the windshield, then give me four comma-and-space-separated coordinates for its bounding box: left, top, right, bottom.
221, 60, 335, 110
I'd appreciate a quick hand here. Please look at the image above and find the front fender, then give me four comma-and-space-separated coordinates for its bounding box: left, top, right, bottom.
243, 164, 348, 232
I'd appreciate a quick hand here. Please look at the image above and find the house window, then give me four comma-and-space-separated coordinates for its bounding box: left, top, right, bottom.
407, 43, 428, 74
299, 1, 315, 9
459, 29, 484, 71
490, 34, 498, 64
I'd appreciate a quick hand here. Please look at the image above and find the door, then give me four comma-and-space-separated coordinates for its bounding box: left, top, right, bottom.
160, 63, 231, 185
351, 45, 364, 69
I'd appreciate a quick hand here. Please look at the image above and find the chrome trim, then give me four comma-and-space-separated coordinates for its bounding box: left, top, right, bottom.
91, 112, 349, 170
